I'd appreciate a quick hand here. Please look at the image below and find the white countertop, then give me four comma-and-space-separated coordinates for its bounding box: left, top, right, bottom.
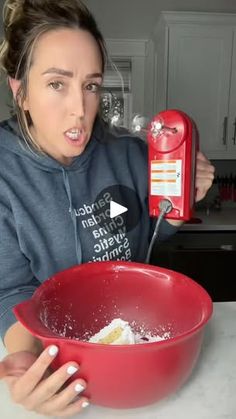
0, 302, 235, 419
182, 208, 236, 231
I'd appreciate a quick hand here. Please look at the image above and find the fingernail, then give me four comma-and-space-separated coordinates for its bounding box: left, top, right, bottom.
48, 345, 59, 357
82, 400, 89, 408
67, 365, 79, 375
74, 383, 85, 393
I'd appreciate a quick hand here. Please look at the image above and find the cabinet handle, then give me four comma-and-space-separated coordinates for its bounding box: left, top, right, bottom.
222, 116, 228, 145
232, 118, 236, 145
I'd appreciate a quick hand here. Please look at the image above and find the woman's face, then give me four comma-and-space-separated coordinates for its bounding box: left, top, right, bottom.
23, 28, 103, 165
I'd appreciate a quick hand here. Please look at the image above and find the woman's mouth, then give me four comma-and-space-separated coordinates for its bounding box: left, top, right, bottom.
64, 128, 87, 146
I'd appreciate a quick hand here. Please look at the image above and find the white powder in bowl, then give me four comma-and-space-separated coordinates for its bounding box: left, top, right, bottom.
88, 318, 171, 345
89, 318, 135, 345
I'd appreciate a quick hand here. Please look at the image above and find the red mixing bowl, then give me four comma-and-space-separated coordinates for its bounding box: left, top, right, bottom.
13, 261, 213, 408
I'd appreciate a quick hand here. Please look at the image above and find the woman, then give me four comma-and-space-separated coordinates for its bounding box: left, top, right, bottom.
0, 0, 214, 416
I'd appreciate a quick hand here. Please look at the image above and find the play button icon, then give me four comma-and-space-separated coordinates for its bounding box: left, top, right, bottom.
92, 185, 142, 234
110, 200, 128, 218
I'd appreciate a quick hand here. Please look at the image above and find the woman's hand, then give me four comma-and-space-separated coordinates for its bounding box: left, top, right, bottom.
0, 345, 89, 417
195, 150, 215, 202
166, 150, 215, 227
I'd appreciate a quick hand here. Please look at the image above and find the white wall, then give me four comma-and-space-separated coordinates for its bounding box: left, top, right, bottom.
0, 81, 11, 121
85, 0, 236, 39
0, 0, 10, 120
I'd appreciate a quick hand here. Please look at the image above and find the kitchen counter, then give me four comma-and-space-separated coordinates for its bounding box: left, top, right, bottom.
0, 302, 235, 419
182, 208, 236, 231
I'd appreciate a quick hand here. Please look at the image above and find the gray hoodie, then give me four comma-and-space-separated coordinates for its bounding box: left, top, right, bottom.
0, 116, 178, 341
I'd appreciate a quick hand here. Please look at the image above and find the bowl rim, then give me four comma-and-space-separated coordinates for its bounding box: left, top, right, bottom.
14, 261, 213, 349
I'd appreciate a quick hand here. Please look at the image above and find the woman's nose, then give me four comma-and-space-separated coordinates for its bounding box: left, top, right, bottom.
69, 90, 85, 119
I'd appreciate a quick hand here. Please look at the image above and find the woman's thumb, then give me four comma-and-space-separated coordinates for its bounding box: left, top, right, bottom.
0, 351, 38, 378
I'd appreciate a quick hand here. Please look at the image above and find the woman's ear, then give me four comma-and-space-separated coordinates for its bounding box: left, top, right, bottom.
8, 77, 29, 110
8, 77, 21, 100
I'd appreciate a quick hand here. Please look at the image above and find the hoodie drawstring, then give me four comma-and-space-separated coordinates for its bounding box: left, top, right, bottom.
62, 168, 82, 264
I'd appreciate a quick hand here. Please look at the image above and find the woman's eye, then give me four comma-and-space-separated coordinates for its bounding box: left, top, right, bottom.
85, 83, 101, 93
48, 81, 64, 91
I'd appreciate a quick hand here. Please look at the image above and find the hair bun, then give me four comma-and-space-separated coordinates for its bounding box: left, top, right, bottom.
24, 0, 42, 5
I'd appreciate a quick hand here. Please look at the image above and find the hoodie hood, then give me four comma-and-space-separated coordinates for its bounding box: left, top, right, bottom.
0, 114, 103, 173
0, 115, 105, 265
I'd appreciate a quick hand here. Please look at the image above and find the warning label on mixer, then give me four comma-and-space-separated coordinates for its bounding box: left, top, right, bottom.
150, 160, 182, 196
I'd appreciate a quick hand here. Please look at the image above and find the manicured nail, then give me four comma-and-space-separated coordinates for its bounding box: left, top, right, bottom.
82, 400, 89, 408
48, 345, 59, 357
74, 383, 85, 393
67, 365, 79, 375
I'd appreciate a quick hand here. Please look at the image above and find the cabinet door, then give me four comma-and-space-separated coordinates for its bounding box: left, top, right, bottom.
167, 25, 234, 158
152, 248, 236, 302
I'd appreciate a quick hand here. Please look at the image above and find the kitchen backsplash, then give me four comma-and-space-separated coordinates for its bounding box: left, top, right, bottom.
196, 159, 236, 210
215, 174, 236, 203
212, 160, 236, 177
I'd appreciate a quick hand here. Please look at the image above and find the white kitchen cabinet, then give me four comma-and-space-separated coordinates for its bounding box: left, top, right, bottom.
146, 12, 236, 159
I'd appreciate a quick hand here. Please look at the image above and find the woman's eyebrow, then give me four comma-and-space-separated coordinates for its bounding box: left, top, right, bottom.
86, 72, 103, 79
41, 68, 73, 77
41, 67, 103, 79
